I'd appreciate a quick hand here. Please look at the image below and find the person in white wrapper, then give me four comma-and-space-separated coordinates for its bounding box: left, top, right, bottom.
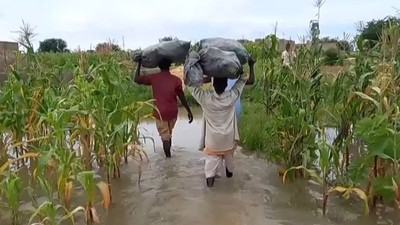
187, 58, 255, 187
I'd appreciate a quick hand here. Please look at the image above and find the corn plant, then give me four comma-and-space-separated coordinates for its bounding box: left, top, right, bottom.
0, 50, 151, 225
246, 34, 281, 113
0, 72, 30, 168
350, 22, 400, 207
29, 177, 85, 225
283, 140, 369, 216
0, 173, 23, 224
54, 149, 82, 208
29, 202, 85, 225
77, 171, 110, 224
238, 17, 400, 218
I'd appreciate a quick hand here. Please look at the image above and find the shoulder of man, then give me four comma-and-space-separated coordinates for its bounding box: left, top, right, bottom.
169, 72, 183, 82
141, 67, 161, 76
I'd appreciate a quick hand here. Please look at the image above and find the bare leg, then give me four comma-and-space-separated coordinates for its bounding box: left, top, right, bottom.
205, 154, 222, 187
224, 151, 234, 178
162, 139, 171, 158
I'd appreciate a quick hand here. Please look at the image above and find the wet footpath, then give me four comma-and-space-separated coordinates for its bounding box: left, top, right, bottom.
101, 109, 398, 225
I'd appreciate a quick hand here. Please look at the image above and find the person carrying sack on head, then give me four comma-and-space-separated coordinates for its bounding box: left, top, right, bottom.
134, 58, 193, 158
187, 58, 255, 187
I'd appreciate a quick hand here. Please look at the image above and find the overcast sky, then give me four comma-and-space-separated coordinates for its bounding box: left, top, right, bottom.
0, 0, 398, 50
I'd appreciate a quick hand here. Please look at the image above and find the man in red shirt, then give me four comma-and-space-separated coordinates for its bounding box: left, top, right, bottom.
134, 58, 193, 158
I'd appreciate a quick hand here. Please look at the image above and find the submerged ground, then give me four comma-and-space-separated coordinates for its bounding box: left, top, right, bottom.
1, 108, 397, 225
99, 108, 397, 225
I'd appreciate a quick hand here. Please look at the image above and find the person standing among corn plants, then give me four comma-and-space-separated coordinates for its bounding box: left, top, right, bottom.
134, 58, 193, 158
187, 60, 255, 187
282, 43, 296, 67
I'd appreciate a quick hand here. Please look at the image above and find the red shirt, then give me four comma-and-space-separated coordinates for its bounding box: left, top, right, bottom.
137, 71, 183, 121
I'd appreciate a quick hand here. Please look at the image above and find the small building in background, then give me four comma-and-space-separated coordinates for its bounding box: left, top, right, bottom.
0, 41, 19, 75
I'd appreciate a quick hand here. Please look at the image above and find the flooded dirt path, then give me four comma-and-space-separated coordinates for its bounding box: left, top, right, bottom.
101, 108, 399, 225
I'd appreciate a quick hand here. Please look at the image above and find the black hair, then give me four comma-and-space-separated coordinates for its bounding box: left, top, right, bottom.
158, 58, 172, 71
213, 77, 228, 95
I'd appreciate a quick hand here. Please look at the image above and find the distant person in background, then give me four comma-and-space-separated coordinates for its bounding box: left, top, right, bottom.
282, 43, 296, 67
188, 60, 255, 188
134, 58, 193, 158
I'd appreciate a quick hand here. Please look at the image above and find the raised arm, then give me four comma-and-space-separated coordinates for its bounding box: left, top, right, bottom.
133, 60, 142, 83
229, 73, 248, 103
246, 57, 256, 85
133, 60, 153, 85
174, 79, 193, 123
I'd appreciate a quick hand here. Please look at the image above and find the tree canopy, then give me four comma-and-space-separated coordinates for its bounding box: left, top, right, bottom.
95, 42, 121, 52
360, 16, 400, 42
38, 38, 68, 53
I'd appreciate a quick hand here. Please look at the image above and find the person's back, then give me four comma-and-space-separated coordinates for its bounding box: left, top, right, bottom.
188, 74, 248, 187
140, 71, 181, 121
134, 58, 193, 158
200, 84, 239, 151
199, 59, 255, 151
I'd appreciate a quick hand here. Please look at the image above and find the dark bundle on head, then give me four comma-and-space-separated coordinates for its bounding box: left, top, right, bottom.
158, 58, 172, 71
213, 77, 228, 95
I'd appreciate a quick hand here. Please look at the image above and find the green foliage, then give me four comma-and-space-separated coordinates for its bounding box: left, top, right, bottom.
0, 52, 151, 224
38, 39, 68, 53
13, 20, 36, 54
242, 39, 324, 169
96, 42, 121, 52
324, 48, 340, 65
320, 36, 338, 43
355, 116, 400, 162
310, 20, 320, 44
348, 157, 373, 184
0, 173, 23, 224
360, 16, 400, 47
372, 177, 396, 202
337, 40, 351, 52
241, 23, 400, 217
239, 103, 278, 159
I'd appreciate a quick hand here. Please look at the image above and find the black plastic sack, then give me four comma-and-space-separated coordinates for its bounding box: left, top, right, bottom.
199, 38, 249, 65
184, 52, 203, 87
198, 47, 242, 79
132, 40, 191, 68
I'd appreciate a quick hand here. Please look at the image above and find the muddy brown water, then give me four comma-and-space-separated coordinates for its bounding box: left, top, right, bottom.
1, 108, 399, 225
101, 109, 399, 225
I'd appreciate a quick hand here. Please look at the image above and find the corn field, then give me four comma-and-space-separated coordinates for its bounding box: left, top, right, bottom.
241, 22, 400, 215
1, 22, 400, 223
0, 52, 153, 224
